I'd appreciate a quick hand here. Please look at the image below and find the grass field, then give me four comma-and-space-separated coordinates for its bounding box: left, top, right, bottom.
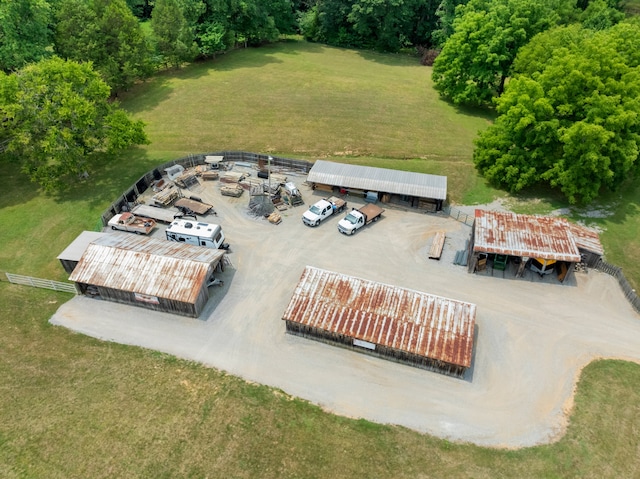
2, 284, 640, 478
1, 39, 640, 477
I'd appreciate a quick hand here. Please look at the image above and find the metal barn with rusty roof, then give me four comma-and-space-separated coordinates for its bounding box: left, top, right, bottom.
282, 266, 477, 378
68, 233, 227, 317
467, 210, 595, 283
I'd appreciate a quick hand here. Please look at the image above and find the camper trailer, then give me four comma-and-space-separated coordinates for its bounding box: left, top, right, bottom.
165, 219, 229, 249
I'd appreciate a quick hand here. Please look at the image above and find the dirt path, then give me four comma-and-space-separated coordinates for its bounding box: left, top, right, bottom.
50, 171, 640, 447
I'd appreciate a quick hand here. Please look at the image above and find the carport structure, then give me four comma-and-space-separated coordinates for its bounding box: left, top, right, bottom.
68, 233, 226, 317
282, 266, 476, 378
307, 160, 447, 211
468, 210, 583, 283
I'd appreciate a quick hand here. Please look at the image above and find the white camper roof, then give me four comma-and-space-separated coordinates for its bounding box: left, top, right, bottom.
166, 219, 221, 237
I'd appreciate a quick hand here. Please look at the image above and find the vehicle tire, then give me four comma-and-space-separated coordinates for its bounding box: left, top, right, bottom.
111, 226, 117, 230
314, 220, 320, 227
350, 228, 355, 235
373, 216, 379, 222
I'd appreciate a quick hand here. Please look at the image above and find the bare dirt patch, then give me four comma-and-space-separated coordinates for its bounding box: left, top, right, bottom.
50, 169, 640, 447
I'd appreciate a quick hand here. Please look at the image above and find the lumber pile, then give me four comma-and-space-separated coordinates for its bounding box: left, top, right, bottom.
267, 212, 282, 225
221, 184, 243, 197
153, 185, 181, 206
428, 231, 446, 260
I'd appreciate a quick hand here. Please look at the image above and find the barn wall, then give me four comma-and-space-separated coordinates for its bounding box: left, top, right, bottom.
59, 259, 78, 275
96, 286, 198, 317
285, 321, 467, 378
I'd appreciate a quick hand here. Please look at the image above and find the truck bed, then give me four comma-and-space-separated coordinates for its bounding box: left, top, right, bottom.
359, 203, 384, 221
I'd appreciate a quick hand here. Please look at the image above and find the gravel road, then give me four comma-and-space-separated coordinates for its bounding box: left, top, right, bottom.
50, 170, 640, 447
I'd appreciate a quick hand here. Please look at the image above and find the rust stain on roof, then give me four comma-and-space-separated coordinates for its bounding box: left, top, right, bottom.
282, 266, 476, 368
473, 210, 582, 262
69, 234, 225, 303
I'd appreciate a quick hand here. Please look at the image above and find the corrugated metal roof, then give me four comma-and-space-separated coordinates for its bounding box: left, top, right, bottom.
282, 266, 476, 368
567, 223, 604, 256
473, 210, 581, 262
307, 160, 447, 200
69, 234, 225, 303
57, 231, 108, 262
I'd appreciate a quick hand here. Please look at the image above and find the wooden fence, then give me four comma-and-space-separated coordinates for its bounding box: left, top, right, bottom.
595, 260, 640, 314
4, 272, 77, 294
99, 151, 313, 227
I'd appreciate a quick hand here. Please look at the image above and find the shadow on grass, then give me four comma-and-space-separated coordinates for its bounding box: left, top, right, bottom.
0, 156, 39, 208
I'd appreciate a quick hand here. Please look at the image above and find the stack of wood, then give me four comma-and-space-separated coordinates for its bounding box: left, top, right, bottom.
221, 184, 243, 197
428, 231, 446, 260
175, 170, 199, 188
153, 185, 181, 206
267, 212, 282, 225
221, 171, 246, 183
200, 171, 219, 181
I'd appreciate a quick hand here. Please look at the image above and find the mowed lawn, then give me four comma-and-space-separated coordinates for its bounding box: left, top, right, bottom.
1, 39, 640, 477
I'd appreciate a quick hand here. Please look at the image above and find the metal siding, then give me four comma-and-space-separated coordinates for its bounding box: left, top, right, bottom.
472, 210, 581, 262
282, 266, 476, 368
307, 160, 447, 200
69, 235, 223, 304
567, 223, 604, 256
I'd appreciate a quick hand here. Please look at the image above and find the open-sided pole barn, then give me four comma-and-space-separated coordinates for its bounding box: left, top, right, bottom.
306, 160, 447, 211
467, 210, 594, 283
282, 266, 477, 378
68, 234, 226, 317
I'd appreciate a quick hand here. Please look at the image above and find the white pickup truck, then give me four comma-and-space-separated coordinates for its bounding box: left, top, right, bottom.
302, 196, 347, 227
108, 212, 157, 234
337, 203, 384, 235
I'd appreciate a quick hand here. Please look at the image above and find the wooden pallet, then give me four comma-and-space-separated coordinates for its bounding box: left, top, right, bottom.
428, 231, 446, 260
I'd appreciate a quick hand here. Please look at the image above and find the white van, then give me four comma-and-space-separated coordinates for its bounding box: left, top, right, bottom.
165, 219, 229, 249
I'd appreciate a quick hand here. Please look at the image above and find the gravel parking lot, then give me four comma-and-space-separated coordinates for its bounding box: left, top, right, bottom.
51, 168, 640, 447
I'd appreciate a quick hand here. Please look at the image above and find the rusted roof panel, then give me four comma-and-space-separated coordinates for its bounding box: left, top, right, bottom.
567, 223, 604, 256
307, 160, 447, 200
473, 210, 581, 262
69, 234, 225, 303
282, 266, 476, 368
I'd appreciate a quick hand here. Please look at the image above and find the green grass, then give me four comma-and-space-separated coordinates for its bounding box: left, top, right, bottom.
1, 38, 640, 477
2, 284, 640, 478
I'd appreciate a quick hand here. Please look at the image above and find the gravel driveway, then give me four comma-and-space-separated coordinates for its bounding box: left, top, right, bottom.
51, 171, 640, 447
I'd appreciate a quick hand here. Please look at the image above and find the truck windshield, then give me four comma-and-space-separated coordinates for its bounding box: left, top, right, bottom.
309, 205, 322, 215
344, 213, 358, 224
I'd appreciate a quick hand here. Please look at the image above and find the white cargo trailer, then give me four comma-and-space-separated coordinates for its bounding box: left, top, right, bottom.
165, 219, 229, 249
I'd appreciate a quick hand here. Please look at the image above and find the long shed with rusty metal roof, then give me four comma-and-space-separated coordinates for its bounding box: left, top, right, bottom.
467, 210, 597, 283
282, 266, 476, 378
68, 233, 226, 317
307, 160, 447, 211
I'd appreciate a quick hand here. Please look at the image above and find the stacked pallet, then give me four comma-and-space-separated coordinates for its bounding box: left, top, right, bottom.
220, 171, 246, 183
221, 184, 243, 197
153, 185, 181, 206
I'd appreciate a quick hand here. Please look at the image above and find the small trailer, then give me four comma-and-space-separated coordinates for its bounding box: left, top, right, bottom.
108, 212, 157, 235
131, 204, 177, 223
337, 203, 384, 235
175, 197, 214, 216
302, 196, 347, 227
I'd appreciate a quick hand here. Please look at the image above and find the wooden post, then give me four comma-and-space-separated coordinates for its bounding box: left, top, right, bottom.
516, 256, 528, 277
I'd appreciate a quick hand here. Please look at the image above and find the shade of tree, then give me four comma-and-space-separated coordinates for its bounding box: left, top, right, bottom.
431, 0, 574, 106
473, 23, 640, 204
0, 58, 148, 192
55, 0, 153, 92
0, 0, 52, 71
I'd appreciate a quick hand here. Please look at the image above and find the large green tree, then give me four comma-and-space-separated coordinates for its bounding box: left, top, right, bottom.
55, 0, 153, 92
0, 58, 148, 192
0, 0, 52, 71
151, 0, 199, 67
431, 0, 574, 106
474, 23, 640, 204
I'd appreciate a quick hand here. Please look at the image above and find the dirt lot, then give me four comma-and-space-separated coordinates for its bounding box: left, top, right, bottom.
50, 167, 640, 448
